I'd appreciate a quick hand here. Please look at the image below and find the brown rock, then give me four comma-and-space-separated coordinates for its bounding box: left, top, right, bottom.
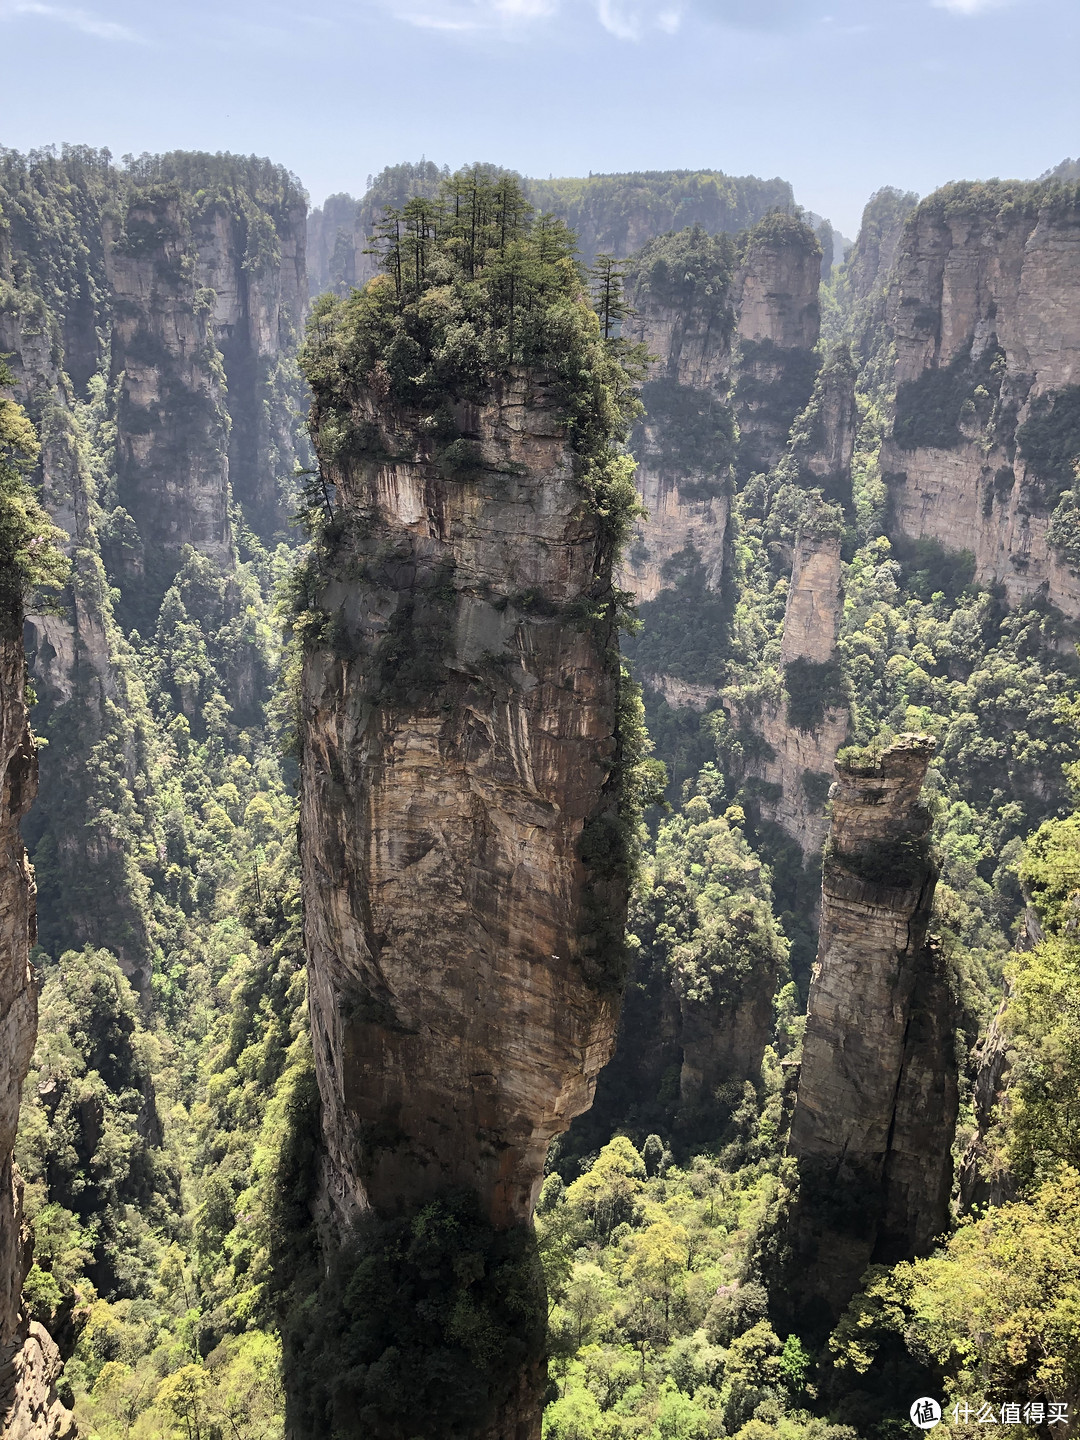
882, 182, 1080, 613
0, 577, 74, 1436
301, 370, 625, 1233
780, 735, 958, 1327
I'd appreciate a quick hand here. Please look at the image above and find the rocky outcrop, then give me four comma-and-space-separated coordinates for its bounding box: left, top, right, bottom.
881, 181, 1080, 614
0, 586, 73, 1437
727, 353, 857, 858
840, 186, 919, 324
780, 530, 843, 666
740, 523, 848, 859
0, 147, 307, 969
734, 214, 822, 480
778, 736, 958, 1330
300, 369, 625, 1232
620, 230, 737, 605
105, 194, 232, 571
619, 217, 823, 736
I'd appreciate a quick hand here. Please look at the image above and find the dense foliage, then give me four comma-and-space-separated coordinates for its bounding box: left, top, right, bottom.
0, 360, 68, 615
13, 150, 1080, 1440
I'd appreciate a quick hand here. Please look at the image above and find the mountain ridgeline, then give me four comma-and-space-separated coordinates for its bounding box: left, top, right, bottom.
3, 146, 1080, 1440
306, 163, 807, 296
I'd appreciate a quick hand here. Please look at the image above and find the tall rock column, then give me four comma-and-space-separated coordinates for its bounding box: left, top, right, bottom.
300, 371, 626, 1231
725, 351, 858, 859
294, 198, 637, 1436
778, 735, 957, 1330
734, 213, 822, 480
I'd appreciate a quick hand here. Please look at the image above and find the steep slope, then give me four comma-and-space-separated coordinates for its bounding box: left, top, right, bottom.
881, 179, 1080, 613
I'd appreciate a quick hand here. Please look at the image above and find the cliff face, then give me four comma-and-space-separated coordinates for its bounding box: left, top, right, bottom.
734, 215, 822, 480
0, 615, 73, 1438
105, 195, 233, 571
728, 353, 857, 859
0, 147, 308, 970
839, 186, 919, 326
881, 181, 1080, 614
780, 736, 958, 1328
620, 236, 736, 605
620, 216, 823, 764
300, 371, 624, 1238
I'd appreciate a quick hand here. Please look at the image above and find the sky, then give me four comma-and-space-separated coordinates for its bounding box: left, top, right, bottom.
0, 0, 1076, 237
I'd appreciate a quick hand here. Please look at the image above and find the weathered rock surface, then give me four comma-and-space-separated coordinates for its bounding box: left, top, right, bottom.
300, 372, 626, 1232
620, 216, 823, 727
738, 700, 849, 858
729, 354, 857, 858
0, 598, 73, 1437
734, 216, 822, 480
0, 148, 308, 970
882, 181, 1080, 613
779, 736, 958, 1329
0, 1323, 75, 1440
620, 249, 735, 605
780, 530, 843, 667
299, 364, 629, 1436
840, 186, 919, 325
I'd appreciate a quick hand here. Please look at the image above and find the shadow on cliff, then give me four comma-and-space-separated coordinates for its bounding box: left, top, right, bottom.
279, 1191, 547, 1440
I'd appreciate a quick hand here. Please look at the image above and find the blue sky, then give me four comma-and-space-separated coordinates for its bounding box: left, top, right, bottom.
0, 0, 1076, 236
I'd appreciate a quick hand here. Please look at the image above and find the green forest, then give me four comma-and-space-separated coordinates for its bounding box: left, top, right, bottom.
4, 147, 1080, 1440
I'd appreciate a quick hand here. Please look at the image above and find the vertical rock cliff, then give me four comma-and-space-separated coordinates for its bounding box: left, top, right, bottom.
293, 181, 640, 1439
835, 186, 919, 338
734, 520, 849, 859
0, 382, 73, 1437
725, 350, 857, 859
619, 214, 824, 782
734, 214, 822, 481
778, 736, 958, 1329
300, 371, 625, 1235
881, 180, 1080, 614
620, 227, 737, 606
0, 146, 308, 971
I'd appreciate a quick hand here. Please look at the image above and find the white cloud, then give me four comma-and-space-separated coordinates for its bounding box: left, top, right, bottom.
385, 0, 556, 31
932, 0, 1007, 13
596, 0, 682, 36
384, 0, 679, 40
0, 1, 143, 40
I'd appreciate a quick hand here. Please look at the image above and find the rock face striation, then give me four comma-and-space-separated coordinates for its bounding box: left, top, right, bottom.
0, 584, 73, 1436
620, 230, 738, 606
300, 370, 626, 1234
733, 214, 822, 481
780, 736, 958, 1329
620, 216, 823, 743
881, 180, 1080, 614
